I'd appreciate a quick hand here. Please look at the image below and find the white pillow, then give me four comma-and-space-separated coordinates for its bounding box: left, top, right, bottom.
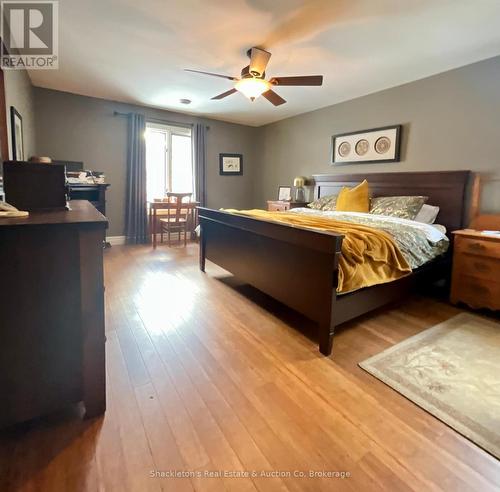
414, 204, 439, 224
431, 224, 447, 235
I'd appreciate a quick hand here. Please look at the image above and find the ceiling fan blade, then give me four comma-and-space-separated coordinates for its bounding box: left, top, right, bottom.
262, 89, 286, 106
211, 88, 238, 100
270, 75, 323, 86
248, 47, 271, 77
185, 69, 237, 81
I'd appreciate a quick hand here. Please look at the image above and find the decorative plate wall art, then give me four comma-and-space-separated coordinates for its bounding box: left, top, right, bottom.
332, 125, 401, 164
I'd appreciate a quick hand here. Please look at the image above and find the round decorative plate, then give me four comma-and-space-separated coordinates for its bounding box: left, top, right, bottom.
355, 139, 369, 156
375, 136, 391, 154
338, 141, 351, 157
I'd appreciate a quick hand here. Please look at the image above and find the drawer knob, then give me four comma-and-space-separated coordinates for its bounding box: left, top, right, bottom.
468, 283, 489, 295
473, 262, 490, 272
468, 242, 485, 251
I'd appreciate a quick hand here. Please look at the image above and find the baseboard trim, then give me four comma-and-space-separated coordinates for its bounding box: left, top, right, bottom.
106, 235, 126, 246
106, 233, 194, 246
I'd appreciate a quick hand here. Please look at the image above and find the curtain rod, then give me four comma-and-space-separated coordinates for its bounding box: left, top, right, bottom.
113, 111, 209, 130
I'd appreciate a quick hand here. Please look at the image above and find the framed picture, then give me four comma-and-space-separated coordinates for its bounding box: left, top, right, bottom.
10, 106, 24, 160
219, 153, 243, 175
278, 185, 292, 201
0, 68, 9, 162
332, 125, 401, 165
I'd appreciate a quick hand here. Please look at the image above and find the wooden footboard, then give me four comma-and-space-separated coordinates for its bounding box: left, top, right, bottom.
198, 208, 343, 355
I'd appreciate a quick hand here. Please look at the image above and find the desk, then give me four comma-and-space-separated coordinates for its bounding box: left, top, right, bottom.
148, 200, 200, 248
0, 200, 107, 427
69, 183, 110, 216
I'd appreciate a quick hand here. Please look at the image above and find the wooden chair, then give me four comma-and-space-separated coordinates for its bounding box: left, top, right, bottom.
159, 192, 193, 247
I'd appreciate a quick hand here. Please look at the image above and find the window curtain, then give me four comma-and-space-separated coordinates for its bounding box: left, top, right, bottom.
193, 123, 207, 206
125, 113, 149, 244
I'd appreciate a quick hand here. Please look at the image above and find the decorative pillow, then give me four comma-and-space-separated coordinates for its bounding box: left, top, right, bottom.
414, 204, 440, 224
307, 195, 337, 211
370, 195, 428, 220
335, 180, 370, 213
321, 196, 338, 211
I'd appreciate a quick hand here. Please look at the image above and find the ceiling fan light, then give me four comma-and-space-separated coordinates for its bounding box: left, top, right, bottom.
235, 77, 270, 100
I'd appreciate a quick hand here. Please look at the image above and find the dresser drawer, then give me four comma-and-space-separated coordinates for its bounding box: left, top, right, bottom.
451, 274, 500, 310
454, 235, 500, 259
452, 254, 500, 281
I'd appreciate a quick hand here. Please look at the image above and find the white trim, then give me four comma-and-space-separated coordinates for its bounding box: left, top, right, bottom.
106, 235, 126, 245
145, 121, 193, 199
106, 233, 192, 246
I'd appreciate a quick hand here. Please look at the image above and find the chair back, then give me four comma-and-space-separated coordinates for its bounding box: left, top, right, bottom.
166, 192, 193, 224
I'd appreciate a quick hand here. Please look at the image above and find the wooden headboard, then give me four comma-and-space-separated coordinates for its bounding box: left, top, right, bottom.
313, 171, 475, 233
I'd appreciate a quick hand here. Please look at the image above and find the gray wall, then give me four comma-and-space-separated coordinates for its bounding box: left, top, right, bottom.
34, 88, 258, 235
256, 56, 500, 213
5, 69, 36, 158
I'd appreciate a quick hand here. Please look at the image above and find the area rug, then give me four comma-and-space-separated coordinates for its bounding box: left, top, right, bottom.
359, 312, 500, 459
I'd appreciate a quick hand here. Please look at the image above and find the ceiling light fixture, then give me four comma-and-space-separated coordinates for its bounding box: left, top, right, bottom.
234, 77, 270, 101
185, 47, 323, 107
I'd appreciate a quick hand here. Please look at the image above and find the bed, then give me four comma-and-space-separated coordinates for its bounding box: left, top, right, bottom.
198, 171, 475, 356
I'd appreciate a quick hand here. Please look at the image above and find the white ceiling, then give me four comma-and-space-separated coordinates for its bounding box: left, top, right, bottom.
29, 0, 500, 127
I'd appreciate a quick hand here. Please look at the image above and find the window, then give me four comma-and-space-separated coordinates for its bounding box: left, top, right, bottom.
145, 122, 193, 202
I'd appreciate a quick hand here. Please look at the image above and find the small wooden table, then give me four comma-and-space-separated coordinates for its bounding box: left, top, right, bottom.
267, 200, 309, 212
450, 228, 500, 311
148, 200, 200, 248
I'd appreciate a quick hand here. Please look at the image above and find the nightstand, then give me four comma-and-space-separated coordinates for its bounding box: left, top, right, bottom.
267, 200, 309, 212
450, 229, 500, 311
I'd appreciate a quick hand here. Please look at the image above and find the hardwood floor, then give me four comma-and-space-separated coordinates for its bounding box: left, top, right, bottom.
1, 243, 499, 491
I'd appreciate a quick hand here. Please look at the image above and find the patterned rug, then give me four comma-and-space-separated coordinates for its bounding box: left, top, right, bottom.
359, 312, 500, 459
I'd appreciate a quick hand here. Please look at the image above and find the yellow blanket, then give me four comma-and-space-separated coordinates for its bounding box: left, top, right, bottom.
224, 209, 411, 293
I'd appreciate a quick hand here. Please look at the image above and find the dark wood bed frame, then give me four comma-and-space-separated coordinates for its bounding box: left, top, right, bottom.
198, 171, 475, 356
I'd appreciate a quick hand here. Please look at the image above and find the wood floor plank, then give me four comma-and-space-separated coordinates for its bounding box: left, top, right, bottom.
140, 327, 258, 492
134, 383, 195, 492
106, 330, 161, 492
162, 329, 289, 492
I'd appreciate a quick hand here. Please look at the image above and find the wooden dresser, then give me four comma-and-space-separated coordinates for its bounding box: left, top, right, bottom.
450, 229, 500, 311
0, 200, 107, 427
267, 200, 309, 212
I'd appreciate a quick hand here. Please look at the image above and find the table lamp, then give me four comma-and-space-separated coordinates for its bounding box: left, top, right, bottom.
293, 176, 306, 202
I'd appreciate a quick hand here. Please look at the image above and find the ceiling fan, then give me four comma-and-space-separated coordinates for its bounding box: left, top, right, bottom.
185, 47, 323, 106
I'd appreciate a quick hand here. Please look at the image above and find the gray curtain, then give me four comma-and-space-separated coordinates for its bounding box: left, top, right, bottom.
125, 113, 149, 244
193, 123, 207, 206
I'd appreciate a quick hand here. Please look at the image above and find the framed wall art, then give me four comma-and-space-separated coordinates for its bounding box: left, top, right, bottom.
219, 153, 243, 175
0, 67, 8, 161
10, 106, 24, 161
277, 185, 292, 201
332, 125, 401, 165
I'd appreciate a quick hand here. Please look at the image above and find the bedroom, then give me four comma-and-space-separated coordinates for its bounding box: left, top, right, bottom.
0, 0, 499, 490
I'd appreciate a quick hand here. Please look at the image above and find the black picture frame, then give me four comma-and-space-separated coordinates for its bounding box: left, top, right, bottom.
331, 124, 402, 165
10, 106, 24, 161
219, 153, 243, 176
